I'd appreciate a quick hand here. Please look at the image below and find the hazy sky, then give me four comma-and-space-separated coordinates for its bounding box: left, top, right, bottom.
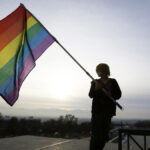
0, 0, 150, 119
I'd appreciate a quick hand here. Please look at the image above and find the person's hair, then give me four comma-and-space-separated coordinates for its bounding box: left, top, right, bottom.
96, 63, 110, 77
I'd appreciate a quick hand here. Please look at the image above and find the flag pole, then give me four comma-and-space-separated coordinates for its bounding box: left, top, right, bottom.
15, 3, 122, 110
53, 38, 123, 110
54, 39, 94, 80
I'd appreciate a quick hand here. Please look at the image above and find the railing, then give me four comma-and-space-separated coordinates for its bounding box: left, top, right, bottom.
118, 128, 150, 150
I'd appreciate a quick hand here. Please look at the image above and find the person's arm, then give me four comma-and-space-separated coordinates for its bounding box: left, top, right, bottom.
111, 79, 122, 100
88, 80, 103, 98
88, 81, 96, 98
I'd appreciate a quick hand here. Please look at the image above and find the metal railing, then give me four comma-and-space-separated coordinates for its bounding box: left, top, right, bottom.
118, 128, 150, 150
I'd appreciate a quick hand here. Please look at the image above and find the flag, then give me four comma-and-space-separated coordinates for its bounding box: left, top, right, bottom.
0, 4, 55, 106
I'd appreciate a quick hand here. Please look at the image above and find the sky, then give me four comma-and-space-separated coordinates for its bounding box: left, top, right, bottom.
0, 0, 150, 119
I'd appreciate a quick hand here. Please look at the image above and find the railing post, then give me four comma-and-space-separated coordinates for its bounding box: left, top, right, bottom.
118, 129, 122, 150
127, 134, 130, 150
144, 135, 146, 150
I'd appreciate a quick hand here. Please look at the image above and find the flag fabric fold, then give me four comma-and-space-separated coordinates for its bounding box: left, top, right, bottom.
0, 4, 55, 106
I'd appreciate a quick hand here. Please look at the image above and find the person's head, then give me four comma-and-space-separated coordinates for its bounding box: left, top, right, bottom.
96, 63, 110, 78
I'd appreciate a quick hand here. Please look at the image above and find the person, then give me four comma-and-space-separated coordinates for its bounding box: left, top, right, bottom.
89, 63, 122, 150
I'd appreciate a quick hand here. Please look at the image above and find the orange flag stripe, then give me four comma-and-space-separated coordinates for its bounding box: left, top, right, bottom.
0, 8, 31, 51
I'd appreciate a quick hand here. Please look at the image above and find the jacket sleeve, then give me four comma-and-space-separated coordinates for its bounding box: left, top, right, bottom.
111, 79, 122, 100
88, 81, 96, 98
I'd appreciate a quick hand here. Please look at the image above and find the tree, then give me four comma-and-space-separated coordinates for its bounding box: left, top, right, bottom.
6, 117, 19, 136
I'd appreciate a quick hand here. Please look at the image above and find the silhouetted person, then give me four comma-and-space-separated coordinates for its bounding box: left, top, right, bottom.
89, 63, 121, 150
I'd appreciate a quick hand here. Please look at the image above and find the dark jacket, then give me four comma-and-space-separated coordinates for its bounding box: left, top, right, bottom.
89, 78, 121, 116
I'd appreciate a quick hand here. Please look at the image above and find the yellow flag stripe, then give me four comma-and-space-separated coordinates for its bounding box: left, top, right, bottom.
0, 16, 37, 69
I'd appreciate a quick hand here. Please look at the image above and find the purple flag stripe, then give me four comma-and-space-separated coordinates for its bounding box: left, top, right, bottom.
33, 35, 54, 60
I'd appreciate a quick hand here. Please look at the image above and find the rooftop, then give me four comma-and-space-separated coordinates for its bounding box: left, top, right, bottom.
0, 135, 149, 150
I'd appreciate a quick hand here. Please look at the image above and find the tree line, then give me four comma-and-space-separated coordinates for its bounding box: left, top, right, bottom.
0, 113, 90, 138
1, 113, 149, 139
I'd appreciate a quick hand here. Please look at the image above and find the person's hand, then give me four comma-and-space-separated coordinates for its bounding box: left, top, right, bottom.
95, 81, 102, 91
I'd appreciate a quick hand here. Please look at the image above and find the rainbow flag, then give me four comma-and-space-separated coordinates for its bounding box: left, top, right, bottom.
0, 4, 55, 106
